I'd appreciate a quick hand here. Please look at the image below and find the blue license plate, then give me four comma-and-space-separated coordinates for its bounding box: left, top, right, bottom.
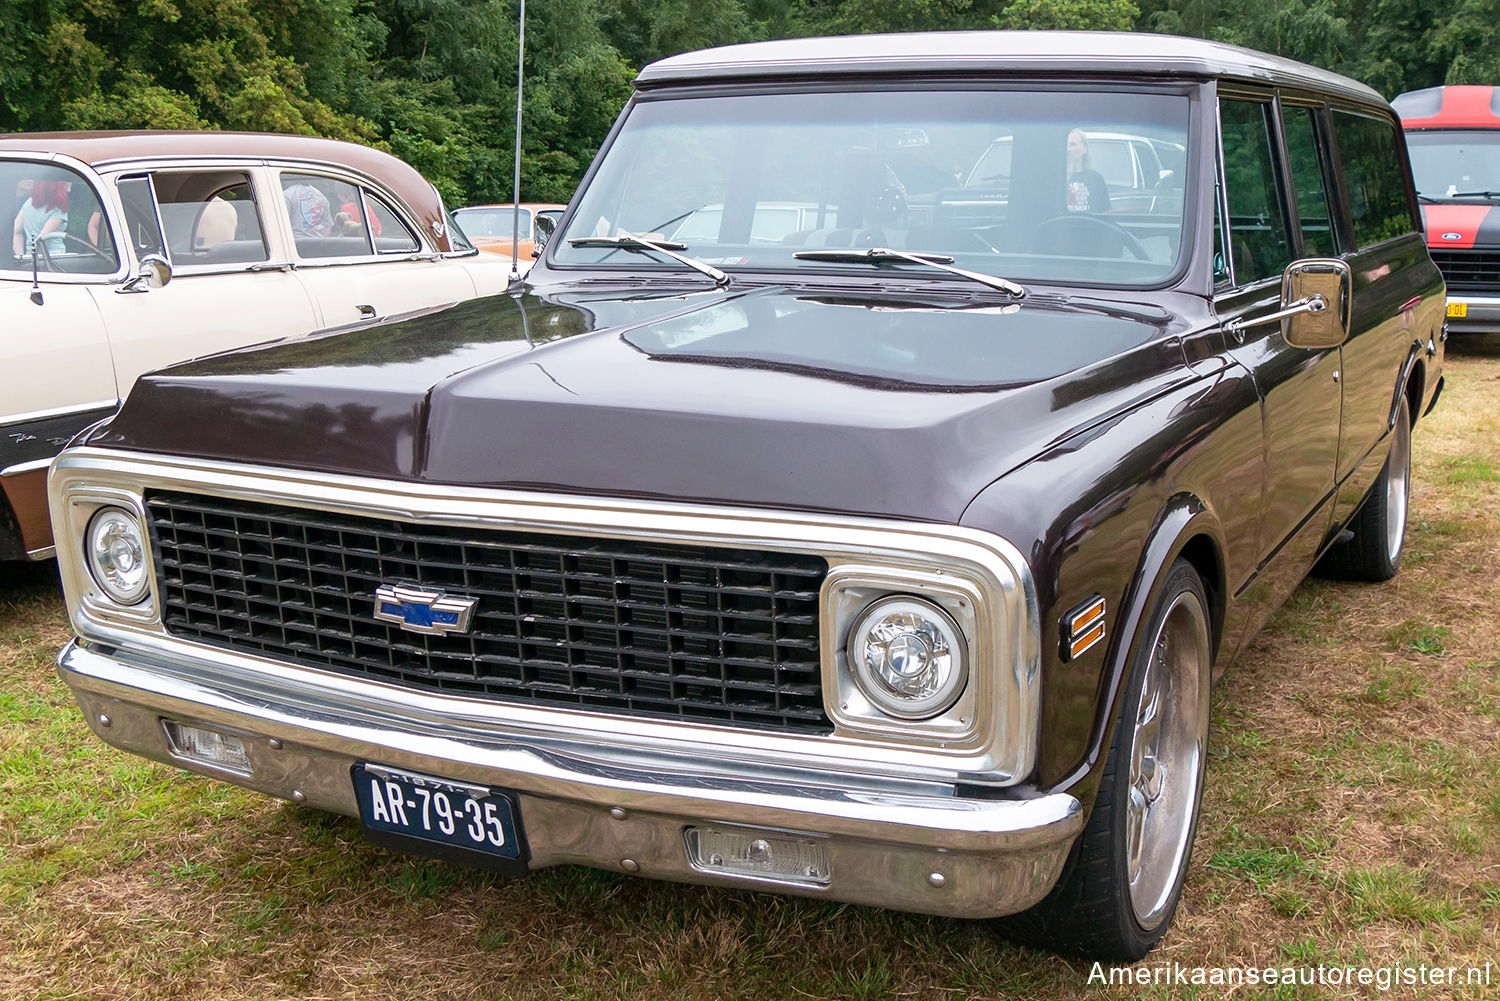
353, 764, 528, 875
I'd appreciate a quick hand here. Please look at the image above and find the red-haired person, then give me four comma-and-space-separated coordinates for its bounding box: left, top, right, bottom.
13, 179, 69, 259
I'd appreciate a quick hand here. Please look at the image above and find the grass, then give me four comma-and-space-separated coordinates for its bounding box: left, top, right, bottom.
2, 345, 1500, 999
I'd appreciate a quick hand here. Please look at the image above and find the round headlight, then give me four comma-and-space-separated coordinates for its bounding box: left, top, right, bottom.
847, 596, 967, 719
86, 507, 150, 605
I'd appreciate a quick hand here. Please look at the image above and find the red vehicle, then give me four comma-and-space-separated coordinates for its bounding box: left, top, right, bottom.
1395, 85, 1500, 332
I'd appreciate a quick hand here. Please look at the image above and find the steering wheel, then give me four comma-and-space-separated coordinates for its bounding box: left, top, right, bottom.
1034, 213, 1152, 261
31, 232, 116, 272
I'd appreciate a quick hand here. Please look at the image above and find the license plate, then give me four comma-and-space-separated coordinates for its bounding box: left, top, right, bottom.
353, 764, 528, 875
1447, 301, 1467, 318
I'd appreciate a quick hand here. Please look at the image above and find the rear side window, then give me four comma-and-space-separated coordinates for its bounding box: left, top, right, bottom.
1220, 98, 1293, 284
280, 172, 420, 259
1280, 106, 1339, 257
1331, 111, 1417, 248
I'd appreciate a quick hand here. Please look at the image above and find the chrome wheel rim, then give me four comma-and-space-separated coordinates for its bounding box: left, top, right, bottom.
1386, 402, 1411, 565
1125, 589, 1211, 930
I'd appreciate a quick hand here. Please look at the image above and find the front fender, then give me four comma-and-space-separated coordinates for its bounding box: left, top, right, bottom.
961, 358, 1261, 799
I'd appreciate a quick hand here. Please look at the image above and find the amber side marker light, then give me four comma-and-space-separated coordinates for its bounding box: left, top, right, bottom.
1061, 595, 1106, 662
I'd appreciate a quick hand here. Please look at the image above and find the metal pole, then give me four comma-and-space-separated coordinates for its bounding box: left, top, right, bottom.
510, 0, 526, 281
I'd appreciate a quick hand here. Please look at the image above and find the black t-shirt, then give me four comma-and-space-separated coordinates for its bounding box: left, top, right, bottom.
1066, 169, 1111, 213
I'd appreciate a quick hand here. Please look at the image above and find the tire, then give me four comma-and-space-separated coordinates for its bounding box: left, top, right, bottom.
999, 559, 1212, 960
1316, 393, 1411, 582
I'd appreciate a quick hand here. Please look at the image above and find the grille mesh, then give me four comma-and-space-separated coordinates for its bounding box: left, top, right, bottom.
146, 492, 832, 733
1430, 248, 1500, 294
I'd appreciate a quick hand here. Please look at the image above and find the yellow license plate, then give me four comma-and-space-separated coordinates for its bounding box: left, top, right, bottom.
1447, 301, 1468, 318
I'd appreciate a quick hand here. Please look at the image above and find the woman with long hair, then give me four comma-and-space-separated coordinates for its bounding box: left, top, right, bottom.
12, 178, 70, 258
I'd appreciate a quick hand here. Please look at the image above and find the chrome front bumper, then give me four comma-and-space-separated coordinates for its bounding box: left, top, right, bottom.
59, 638, 1083, 919
1446, 294, 1500, 333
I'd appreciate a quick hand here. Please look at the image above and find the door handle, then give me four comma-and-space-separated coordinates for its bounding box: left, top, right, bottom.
357, 304, 377, 319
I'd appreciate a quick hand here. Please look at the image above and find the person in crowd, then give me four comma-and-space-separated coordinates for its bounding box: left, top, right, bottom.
12, 178, 69, 258
283, 182, 332, 237
1065, 129, 1111, 214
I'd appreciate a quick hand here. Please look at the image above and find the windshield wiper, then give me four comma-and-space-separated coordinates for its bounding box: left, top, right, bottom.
568, 235, 729, 287
793, 247, 1026, 297
1444, 190, 1500, 199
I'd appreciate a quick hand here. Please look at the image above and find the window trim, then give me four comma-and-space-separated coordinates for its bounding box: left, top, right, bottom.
1215, 88, 1296, 290
1275, 98, 1344, 260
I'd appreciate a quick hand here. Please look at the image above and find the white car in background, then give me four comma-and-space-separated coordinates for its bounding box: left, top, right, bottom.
1, 131, 512, 561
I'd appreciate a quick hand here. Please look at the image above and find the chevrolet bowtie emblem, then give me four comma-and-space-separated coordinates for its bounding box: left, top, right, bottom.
373, 583, 478, 636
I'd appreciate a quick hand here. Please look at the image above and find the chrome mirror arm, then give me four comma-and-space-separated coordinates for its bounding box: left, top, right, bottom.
1224, 293, 1326, 336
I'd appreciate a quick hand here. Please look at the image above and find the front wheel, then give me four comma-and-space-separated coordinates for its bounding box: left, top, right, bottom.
1000, 559, 1212, 960
1317, 393, 1411, 582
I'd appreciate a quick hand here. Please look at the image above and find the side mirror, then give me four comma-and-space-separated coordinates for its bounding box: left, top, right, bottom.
117, 254, 173, 294
532, 211, 562, 255
1282, 258, 1351, 349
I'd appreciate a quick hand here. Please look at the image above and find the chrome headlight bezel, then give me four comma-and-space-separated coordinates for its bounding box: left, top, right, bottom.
823, 567, 988, 745
53, 481, 160, 627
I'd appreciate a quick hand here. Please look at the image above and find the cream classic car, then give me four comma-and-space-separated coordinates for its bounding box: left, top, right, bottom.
2, 131, 513, 561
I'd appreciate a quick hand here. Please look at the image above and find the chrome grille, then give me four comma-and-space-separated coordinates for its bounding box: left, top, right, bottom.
146, 492, 831, 733
1430, 248, 1500, 294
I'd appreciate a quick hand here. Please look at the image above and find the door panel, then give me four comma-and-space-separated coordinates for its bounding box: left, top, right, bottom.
1329, 111, 1426, 485
276, 171, 477, 326
90, 273, 320, 395
2, 284, 116, 425
1218, 96, 1341, 607
101, 168, 322, 397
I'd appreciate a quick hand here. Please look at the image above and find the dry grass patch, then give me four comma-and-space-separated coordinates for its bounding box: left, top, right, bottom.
1, 348, 1498, 1000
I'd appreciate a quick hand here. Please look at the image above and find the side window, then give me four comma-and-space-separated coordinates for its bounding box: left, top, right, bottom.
365, 192, 420, 254
2, 160, 119, 275
1331, 110, 1418, 248
1219, 98, 1293, 284
1280, 106, 1339, 257
149, 171, 269, 268
280, 173, 419, 257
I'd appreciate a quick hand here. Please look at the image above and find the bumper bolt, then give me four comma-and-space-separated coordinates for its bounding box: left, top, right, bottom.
267, 738, 283, 750
928, 872, 946, 888
620, 858, 640, 873
609, 807, 627, 821
291, 790, 307, 804
97, 714, 112, 728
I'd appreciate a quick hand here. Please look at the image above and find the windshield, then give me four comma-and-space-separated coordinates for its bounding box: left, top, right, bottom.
3, 160, 119, 277
552, 87, 1193, 287
1405, 131, 1500, 198
454, 206, 532, 239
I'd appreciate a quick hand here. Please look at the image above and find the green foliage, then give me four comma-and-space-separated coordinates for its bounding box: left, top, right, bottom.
0, 0, 1492, 209
994, 0, 1139, 31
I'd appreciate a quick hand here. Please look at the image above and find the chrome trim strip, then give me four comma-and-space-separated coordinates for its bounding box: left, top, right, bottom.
0, 399, 118, 428
26, 545, 56, 561
59, 638, 1080, 918
1, 458, 53, 478
51, 448, 1042, 785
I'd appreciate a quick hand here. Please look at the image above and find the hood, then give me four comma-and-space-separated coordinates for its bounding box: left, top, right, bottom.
99, 285, 1191, 522
1421, 203, 1500, 249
